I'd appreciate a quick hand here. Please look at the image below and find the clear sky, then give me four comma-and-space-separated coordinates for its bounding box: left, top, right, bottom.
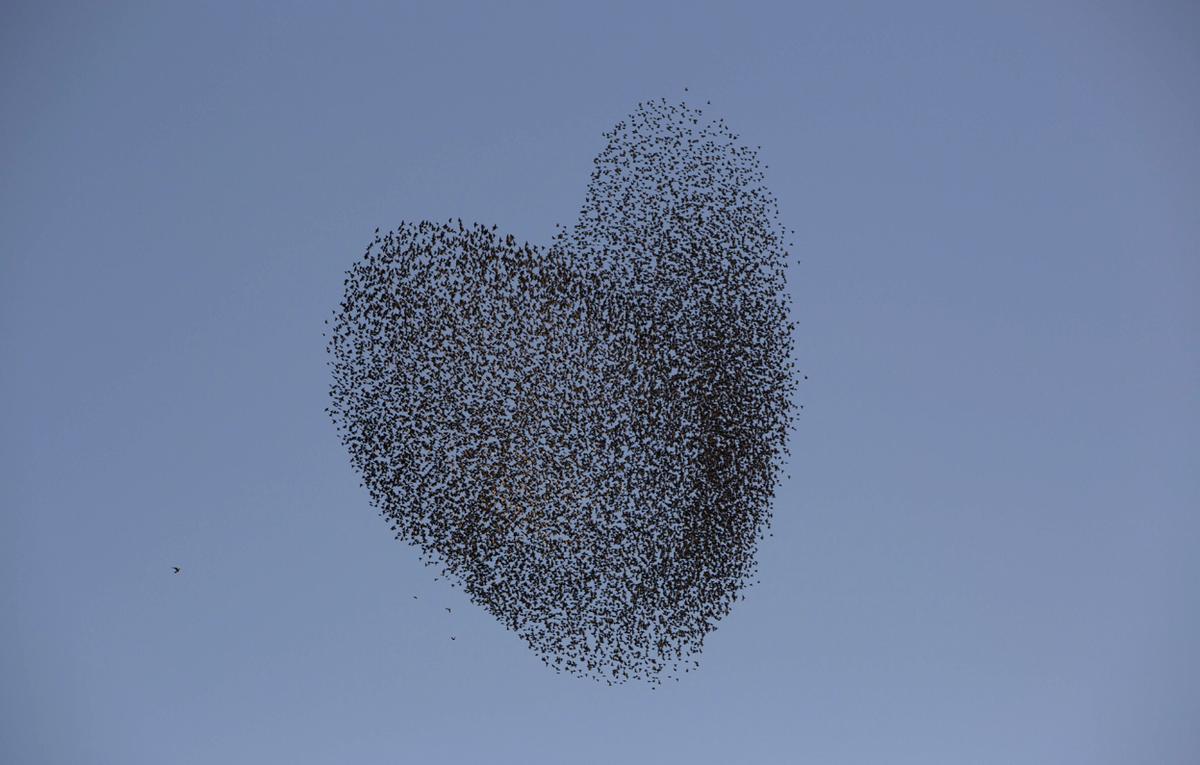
2, 2, 1197, 763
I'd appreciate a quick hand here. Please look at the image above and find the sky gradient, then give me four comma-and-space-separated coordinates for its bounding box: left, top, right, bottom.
2, 2, 1197, 763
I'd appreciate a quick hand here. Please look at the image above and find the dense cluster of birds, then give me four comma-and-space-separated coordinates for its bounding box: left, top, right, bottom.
326, 96, 797, 684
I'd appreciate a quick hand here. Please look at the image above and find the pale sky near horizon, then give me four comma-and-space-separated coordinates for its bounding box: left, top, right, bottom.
2, 2, 1197, 763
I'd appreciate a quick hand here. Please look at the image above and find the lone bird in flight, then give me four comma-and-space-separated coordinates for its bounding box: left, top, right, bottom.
172, 567, 182, 574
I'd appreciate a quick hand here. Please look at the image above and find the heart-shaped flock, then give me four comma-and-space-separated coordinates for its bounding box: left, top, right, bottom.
327, 98, 795, 683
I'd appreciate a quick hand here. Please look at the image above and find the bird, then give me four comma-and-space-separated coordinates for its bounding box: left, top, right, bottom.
172, 566, 182, 574
326, 96, 796, 684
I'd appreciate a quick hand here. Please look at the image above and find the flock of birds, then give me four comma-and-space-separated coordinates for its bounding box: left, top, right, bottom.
325, 96, 797, 684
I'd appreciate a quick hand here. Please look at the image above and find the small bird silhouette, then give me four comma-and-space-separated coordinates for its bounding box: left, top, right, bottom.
445, 608, 452, 613
172, 566, 182, 574
450, 636, 456, 641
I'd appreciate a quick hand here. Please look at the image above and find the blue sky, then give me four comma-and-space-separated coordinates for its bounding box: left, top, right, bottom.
2, 2, 1197, 763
